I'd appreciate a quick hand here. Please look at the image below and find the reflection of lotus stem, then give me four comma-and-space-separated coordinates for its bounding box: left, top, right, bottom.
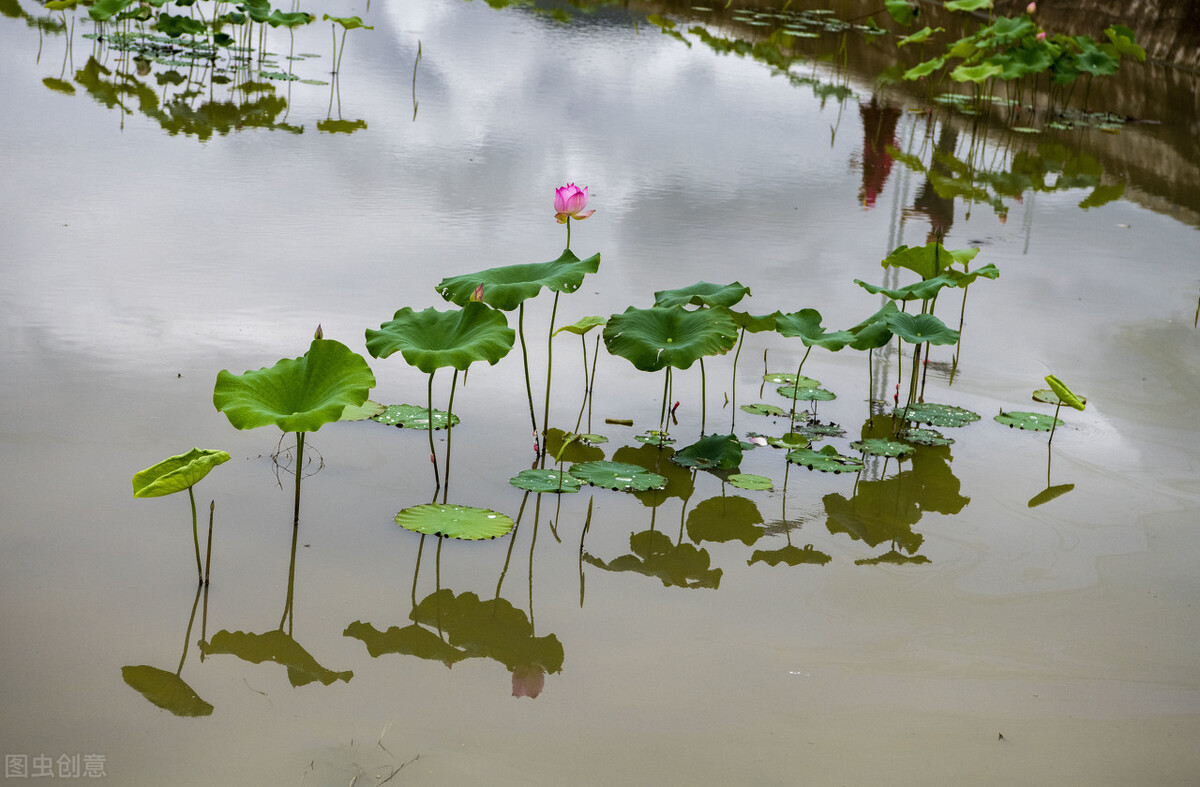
426, 373, 440, 489
292, 432, 305, 527
541, 292, 560, 466
177, 584, 203, 676
786, 345, 813, 425
496, 492, 528, 600
529, 495, 541, 635
442, 369, 458, 504
579, 495, 593, 608
188, 487, 203, 582
204, 500, 214, 585
517, 303, 538, 453
699, 358, 707, 435
729, 328, 746, 433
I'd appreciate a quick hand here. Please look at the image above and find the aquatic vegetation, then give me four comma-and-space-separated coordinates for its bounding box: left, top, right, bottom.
996, 375, 1087, 444
394, 504, 515, 540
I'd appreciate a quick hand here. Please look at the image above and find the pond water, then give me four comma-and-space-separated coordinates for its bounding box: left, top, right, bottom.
2, 0, 1199, 784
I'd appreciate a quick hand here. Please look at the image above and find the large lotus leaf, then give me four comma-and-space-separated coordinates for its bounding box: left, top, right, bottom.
773, 308, 854, 350
944, 0, 992, 11
686, 495, 764, 546
343, 621, 468, 664
952, 62, 1004, 83
671, 433, 744, 471
155, 12, 206, 36
569, 460, 667, 492
371, 403, 459, 430
654, 281, 751, 310
850, 438, 915, 458
854, 274, 957, 302
437, 249, 601, 311
365, 302, 515, 374
213, 339, 376, 433
748, 544, 831, 567
884, 0, 918, 25
848, 301, 900, 350
266, 9, 313, 27
508, 468, 582, 494
133, 448, 230, 498
1104, 24, 1145, 61
88, 0, 133, 22
1045, 375, 1086, 411
995, 411, 1060, 431
395, 504, 514, 540
201, 629, 352, 687
895, 403, 980, 427
121, 665, 213, 717
881, 242, 979, 280
786, 444, 864, 473
904, 56, 946, 80
732, 311, 778, 332
603, 305, 738, 372
883, 312, 960, 346
553, 315, 606, 337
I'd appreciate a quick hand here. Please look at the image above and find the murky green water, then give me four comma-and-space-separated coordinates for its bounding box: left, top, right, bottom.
2, 1, 1199, 784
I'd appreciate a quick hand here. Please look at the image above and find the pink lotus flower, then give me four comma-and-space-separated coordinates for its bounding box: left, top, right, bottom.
554, 183, 595, 224
1036, 31, 1046, 42
1026, 2, 1036, 13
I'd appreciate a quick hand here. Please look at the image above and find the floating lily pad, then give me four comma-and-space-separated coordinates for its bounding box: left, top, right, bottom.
894, 403, 980, 428
634, 431, 675, 446
671, 434, 743, 471
763, 372, 820, 386
776, 385, 836, 402
132, 448, 230, 498
121, 665, 213, 717
508, 469, 582, 494
747, 431, 811, 450
786, 444, 864, 473
569, 461, 667, 492
898, 428, 954, 446
792, 421, 845, 439
850, 438, 915, 458
394, 503, 514, 540
728, 473, 773, 491
740, 403, 788, 417
995, 411, 1061, 431
339, 399, 387, 422
371, 404, 459, 430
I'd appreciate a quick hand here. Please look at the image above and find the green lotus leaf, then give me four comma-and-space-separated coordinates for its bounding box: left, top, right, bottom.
850, 438, 915, 458
1045, 375, 1086, 411
654, 281, 751, 310
884, 0, 917, 26
995, 410, 1061, 431
944, 0, 992, 11
898, 26, 943, 47
508, 468, 582, 494
952, 62, 1004, 83
322, 14, 374, 30
602, 305, 738, 372
201, 629, 352, 687
612, 444, 693, 504
339, 400, 387, 422
569, 460, 667, 492
132, 448, 230, 498
553, 315, 606, 337
728, 473, 773, 491
763, 372, 821, 387
634, 431, 676, 446
848, 301, 900, 350
774, 308, 854, 351
883, 312, 960, 345
904, 56, 945, 80
1074, 45, 1119, 77
214, 339, 376, 433
545, 428, 605, 463
365, 302, 515, 374
670, 433, 743, 471
748, 544, 831, 567
895, 403, 980, 427
394, 503, 514, 540
267, 10, 313, 27
760, 431, 811, 449
88, 0, 133, 22
1032, 388, 1088, 407
898, 427, 954, 446
1028, 483, 1076, 508
343, 621, 468, 664
121, 665, 213, 717
776, 385, 836, 402
741, 403, 788, 417
44, 1, 83, 9
437, 249, 600, 311
881, 242, 979, 280
943, 262, 1000, 287
1104, 24, 1145, 61
793, 420, 845, 439
854, 275, 957, 302
786, 444, 864, 473
371, 404, 459, 430
732, 311, 777, 332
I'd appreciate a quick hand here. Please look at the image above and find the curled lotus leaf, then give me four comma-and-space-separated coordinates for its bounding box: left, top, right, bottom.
786, 444, 864, 473
854, 275, 957, 302
1032, 388, 1087, 407
371, 404, 459, 431
395, 503, 514, 540
569, 460, 667, 492
883, 312, 960, 346
850, 438, 915, 458
848, 301, 900, 350
732, 311, 778, 333
322, 14, 374, 30
881, 241, 979, 280
995, 411, 1061, 431
603, 305, 738, 372
132, 448, 230, 498
1044, 375, 1086, 411
773, 308, 854, 351
365, 302, 515, 374
508, 469, 582, 494
437, 249, 600, 311
553, 315, 606, 337
895, 403, 980, 428
653, 281, 751, 310
213, 338, 376, 433
670, 433, 744, 471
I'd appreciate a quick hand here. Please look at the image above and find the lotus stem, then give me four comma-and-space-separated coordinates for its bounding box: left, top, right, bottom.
443, 369, 458, 503
786, 345, 813, 426
292, 431, 305, 528
587, 332, 600, 433
573, 335, 588, 434
188, 487, 203, 582
729, 327, 746, 433
177, 584, 202, 676
541, 291, 561, 465
280, 507, 300, 634
565, 217, 571, 251
427, 372, 440, 490
659, 368, 671, 433
1048, 400, 1062, 445
517, 303, 539, 454
699, 357, 707, 435
335, 27, 348, 74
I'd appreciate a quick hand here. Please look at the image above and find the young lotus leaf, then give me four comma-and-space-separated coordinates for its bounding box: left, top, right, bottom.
553, 315, 606, 337
792, 420, 845, 439
394, 503, 514, 540
339, 400, 387, 422
854, 275, 957, 302
763, 372, 821, 387
213, 339, 376, 433
365, 302, 515, 374
603, 305, 738, 371
437, 249, 601, 311
121, 665, 213, 717
634, 431, 676, 446
322, 14, 374, 30
776, 385, 836, 402
653, 281, 751, 310
1044, 375, 1086, 411
741, 403, 787, 417
132, 448, 230, 498
1032, 388, 1088, 407
995, 411, 1061, 431
670, 434, 743, 471
786, 445, 864, 473
883, 312, 960, 346
774, 308, 854, 351
944, 262, 1000, 287
895, 403, 981, 427
944, 0, 992, 11
881, 241, 979, 281
899, 427, 954, 446
569, 460, 667, 492
732, 311, 777, 332
728, 473, 773, 492
508, 468, 582, 494
848, 301, 900, 350
748, 543, 831, 567
850, 438, 915, 458
371, 404, 459, 430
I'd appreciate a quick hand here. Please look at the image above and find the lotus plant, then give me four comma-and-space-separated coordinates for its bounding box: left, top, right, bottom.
554, 183, 594, 251
132, 448, 230, 583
